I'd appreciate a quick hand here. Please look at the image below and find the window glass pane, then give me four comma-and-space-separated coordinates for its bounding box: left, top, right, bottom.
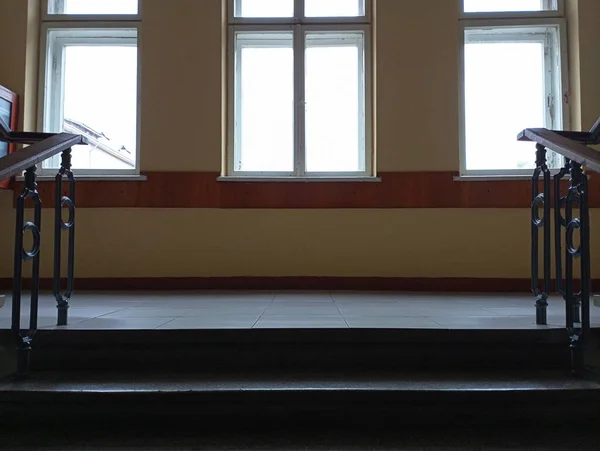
235, 33, 294, 172
49, 44, 138, 170
49, 0, 138, 14
464, 30, 556, 171
463, 0, 554, 13
235, 0, 294, 17
305, 0, 365, 17
305, 32, 364, 173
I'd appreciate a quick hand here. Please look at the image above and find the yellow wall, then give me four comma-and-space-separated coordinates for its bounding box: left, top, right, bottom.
574, 0, 600, 131
0, 0, 599, 280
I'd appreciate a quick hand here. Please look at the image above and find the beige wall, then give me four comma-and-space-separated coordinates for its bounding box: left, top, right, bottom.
574, 0, 600, 131
0, 0, 31, 130
0, 0, 599, 280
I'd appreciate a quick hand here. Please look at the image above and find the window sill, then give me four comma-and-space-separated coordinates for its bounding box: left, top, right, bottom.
454, 175, 533, 182
15, 175, 147, 182
217, 176, 382, 183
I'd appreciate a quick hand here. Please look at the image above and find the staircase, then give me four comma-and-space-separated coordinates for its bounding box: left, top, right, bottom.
3, 111, 600, 435
1, 325, 600, 429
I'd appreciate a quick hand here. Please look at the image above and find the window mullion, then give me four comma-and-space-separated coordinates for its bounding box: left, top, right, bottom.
294, 25, 306, 176
295, 0, 305, 20
357, 35, 366, 172
49, 0, 64, 14
295, 0, 306, 176
234, 34, 243, 172
543, 33, 557, 129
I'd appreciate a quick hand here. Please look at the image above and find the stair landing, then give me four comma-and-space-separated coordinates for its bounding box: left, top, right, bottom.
2, 291, 599, 330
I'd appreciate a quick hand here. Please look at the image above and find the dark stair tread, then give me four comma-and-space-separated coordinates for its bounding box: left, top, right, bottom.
2, 370, 600, 393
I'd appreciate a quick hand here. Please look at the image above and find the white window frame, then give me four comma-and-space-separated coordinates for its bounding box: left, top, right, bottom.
38, 0, 141, 176
458, 0, 569, 176
226, 0, 373, 179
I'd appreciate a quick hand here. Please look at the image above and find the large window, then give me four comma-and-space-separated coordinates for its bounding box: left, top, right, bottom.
459, 0, 568, 175
39, 0, 140, 175
227, 0, 372, 178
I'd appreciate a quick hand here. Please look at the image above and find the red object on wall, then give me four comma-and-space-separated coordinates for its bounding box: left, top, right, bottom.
0, 84, 18, 189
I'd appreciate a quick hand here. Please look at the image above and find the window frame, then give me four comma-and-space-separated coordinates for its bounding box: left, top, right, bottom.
226, 0, 373, 179
38, 0, 141, 176
458, 2, 569, 177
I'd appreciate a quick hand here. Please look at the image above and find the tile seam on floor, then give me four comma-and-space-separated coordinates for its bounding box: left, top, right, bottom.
154, 317, 187, 330
425, 317, 449, 329
252, 292, 277, 329
91, 309, 126, 320
330, 292, 350, 328
480, 307, 532, 316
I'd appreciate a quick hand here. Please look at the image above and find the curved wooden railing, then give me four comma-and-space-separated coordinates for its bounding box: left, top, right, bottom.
0, 115, 86, 378
518, 121, 600, 377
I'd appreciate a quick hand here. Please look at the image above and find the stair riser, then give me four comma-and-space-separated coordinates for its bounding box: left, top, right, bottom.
1, 390, 599, 427
28, 344, 571, 372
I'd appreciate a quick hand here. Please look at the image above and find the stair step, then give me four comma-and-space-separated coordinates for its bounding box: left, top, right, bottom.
2, 370, 599, 393
0, 328, 573, 372
1, 370, 599, 427
1, 327, 599, 428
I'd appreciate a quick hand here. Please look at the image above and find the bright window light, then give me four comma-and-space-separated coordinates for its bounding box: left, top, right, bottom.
305, 33, 364, 172
49, 0, 139, 15
463, 0, 555, 13
305, 0, 365, 17
58, 45, 138, 170
463, 26, 562, 172
235, 0, 293, 17
235, 34, 294, 172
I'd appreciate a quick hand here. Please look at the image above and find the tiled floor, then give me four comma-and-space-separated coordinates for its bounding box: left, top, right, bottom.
0, 291, 599, 330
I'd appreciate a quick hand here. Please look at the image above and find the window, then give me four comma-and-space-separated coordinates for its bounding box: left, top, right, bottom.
464, 0, 558, 14
39, 0, 140, 175
459, 0, 568, 175
227, 0, 372, 178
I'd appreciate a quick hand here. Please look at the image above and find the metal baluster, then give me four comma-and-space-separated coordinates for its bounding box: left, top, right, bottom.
12, 166, 42, 379
555, 160, 582, 328
531, 144, 551, 325
565, 162, 591, 375
554, 160, 570, 299
579, 167, 591, 360
564, 161, 576, 372
53, 149, 76, 326
565, 161, 590, 373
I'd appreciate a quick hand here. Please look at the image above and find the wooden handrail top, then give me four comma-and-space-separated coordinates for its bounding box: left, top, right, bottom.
0, 133, 86, 180
518, 128, 600, 173
1, 116, 58, 144
548, 116, 600, 144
